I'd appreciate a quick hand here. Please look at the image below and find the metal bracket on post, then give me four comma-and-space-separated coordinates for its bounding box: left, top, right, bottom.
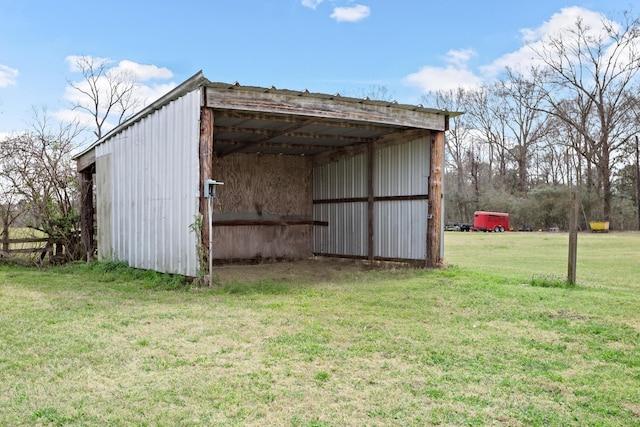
204, 179, 224, 287
204, 179, 223, 199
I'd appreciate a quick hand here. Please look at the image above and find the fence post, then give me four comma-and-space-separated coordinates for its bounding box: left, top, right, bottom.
1, 226, 9, 253
567, 190, 579, 285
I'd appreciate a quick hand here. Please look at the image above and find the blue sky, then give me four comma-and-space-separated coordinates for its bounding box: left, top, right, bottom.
0, 0, 635, 144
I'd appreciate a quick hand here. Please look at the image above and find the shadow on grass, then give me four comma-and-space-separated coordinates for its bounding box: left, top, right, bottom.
213, 279, 294, 295
528, 275, 577, 289
59, 260, 191, 291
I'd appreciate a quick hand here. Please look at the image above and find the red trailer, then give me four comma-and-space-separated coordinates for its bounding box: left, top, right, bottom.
472, 211, 509, 232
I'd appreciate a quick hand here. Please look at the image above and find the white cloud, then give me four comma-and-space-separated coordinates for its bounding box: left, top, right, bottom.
133, 82, 178, 104
65, 55, 111, 72
66, 56, 173, 82
404, 7, 619, 94
53, 109, 99, 129
301, 0, 323, 10
404, 49, 483, 92
58, 56, 177, 135
520, 6, 609, 44
482, 6, 611, 78
443, 48, 477, 68
0, 131, 16, 141
331, 4, 370, 23
0, 65, 19, 88
113, 60, 173, 81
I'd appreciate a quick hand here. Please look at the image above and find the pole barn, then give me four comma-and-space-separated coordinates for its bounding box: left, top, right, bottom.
74, 71, 460, 277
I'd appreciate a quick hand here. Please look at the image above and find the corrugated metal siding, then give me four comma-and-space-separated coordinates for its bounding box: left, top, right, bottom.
95, 155, 112, 259
313, 154, 367, 256
374, 135, 430, 259
94, 90, 201, 276
376, 137, 430, 197
374, 200, 427, 259
313, 203, 367, 256
313, 154, 367, 199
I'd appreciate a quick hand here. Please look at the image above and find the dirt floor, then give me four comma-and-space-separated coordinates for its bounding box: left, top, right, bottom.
211, 257, 413, 285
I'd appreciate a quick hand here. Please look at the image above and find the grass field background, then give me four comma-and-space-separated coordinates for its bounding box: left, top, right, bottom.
0, 232, 639, 426
445, 231, 640, 290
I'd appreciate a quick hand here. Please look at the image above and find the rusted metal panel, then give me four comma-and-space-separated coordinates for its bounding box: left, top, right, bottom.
95, 90, 201, 276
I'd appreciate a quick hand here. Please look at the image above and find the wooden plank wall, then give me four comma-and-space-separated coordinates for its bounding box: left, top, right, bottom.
211, 153, 313, 260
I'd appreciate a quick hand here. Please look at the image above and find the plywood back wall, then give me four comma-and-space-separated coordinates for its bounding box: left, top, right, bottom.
212, 153, 312, 216
211, 153, 313, 260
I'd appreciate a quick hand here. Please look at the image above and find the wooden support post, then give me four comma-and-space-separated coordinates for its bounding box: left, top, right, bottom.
367, 141, 374, 261
80, 166, 95, 261
1, 218, 9, 253
636, 135, 640, 230
568, 189, 579, 284
427, 131, 444, 268
199, 107, 214, 271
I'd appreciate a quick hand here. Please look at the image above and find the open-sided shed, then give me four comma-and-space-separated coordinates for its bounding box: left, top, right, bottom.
74, 71, 458, 277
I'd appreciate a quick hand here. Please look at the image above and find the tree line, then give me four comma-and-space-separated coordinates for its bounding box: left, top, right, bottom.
424, 11, 640, 231
0, 57, 139, 261
2, 10, 640, 265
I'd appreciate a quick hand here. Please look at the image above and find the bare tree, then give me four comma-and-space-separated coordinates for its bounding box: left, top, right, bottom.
498, 68, 548, 194
350, 85, 396, 102
0, 108, 84, 261
67, 56, 141, 139
465, 84, 513, 189
530, 11, 640, 222
422, 88, 476, 219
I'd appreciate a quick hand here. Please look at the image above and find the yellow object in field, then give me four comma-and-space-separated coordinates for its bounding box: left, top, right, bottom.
589, 221, 610, 233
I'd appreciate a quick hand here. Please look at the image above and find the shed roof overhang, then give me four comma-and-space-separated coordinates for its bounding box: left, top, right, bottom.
74, 71, 462, 169
205, 83, 459, 158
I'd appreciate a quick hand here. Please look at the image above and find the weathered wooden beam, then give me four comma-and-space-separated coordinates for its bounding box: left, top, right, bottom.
214, 140, 352, 154
2, 237, 50, 244
75, 149, 95, 172
220, 117, 320, 157
312, 252, 425, 266
214, 111, 399, 132
199, 107, 214, 259
6, 247, 49, 254
214, 125, 373, 145
206, 88, 447, 130
80, 166, 95, 261
426, 131, 444, 268
312, 195, 429, 204
213, 220, 327, 227
313, 128, 429, 167
367, 141, 374, 261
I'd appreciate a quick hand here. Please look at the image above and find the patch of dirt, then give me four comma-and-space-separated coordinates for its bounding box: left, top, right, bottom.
547, 309, 591, 321
211, 257, 408, 285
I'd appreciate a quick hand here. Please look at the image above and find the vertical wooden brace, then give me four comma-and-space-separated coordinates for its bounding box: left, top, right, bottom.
427, 131, 444, 268
80, 166, 95, 261
367, 141, 374, 260
199, 107, 214, 263
567, 190, 579, 284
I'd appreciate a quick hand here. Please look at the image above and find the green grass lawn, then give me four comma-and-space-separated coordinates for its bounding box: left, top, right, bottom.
1, 232, 639, 426
445, 231, 640, 290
